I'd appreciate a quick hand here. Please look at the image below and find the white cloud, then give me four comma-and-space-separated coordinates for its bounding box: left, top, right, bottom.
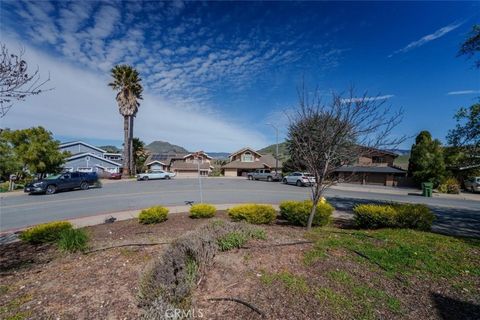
447, 90, 480, 95
389, 21, 463, 57
0, 39, 269, 152
341, 95, 395, 103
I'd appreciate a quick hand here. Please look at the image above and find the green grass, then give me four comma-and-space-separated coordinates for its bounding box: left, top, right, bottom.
306, 228, 480, 279
217, 227, 267, 251
0, 294, 33, 320
56, 228, 89, 253
261, 271, 310, 293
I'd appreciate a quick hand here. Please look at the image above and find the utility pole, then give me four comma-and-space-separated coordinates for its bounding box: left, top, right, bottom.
194, 152, 204, 203
266, 123, 279, 173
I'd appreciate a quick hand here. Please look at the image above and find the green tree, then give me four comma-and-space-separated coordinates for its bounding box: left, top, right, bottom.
458, 24, 480, 68
1, 127, 69, 178
0, 132, 22, 180
133, 137, 148, 174
408, 131, 446, 187
108, 65, 143, 176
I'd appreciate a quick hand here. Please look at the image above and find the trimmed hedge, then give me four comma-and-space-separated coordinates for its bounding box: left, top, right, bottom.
228, 204, 277, 224
139, 206, 169, 224
189, 203, 216, 219
279, 200, 333, 227
19, 221, 73, 244
353, 203, 435, 231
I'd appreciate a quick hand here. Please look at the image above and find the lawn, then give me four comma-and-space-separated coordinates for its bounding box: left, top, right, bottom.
1, 212, 479, 319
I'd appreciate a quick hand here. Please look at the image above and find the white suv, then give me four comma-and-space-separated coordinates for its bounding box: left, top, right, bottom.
282, 172, 316, 187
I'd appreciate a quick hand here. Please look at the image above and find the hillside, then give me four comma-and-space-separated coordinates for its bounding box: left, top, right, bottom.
146, 141, 189, 154
257, 142, 289, 160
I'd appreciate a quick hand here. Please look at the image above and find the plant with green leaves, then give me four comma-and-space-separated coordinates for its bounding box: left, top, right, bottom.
280, 199, 333, 227
228, 204, 276, 224
408, 131, 446, 187
1, 127, 69, 179
109, 65, 143, 176
57, 228, 89, 253
19, 221, 73, 244
189, 203, 216, 218
138, 206, 169, 224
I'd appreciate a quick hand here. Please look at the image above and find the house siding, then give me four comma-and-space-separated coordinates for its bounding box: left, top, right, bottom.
60, 144, 104, 157
65, 156, 121, 173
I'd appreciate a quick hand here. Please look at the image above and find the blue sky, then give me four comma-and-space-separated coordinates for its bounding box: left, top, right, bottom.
0, 0, 478, 152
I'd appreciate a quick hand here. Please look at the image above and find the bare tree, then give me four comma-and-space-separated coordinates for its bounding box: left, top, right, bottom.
0, 43, 50, 118
287, 85, 405, 230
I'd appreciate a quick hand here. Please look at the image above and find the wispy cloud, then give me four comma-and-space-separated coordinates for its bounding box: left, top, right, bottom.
447, 90, 480, 95
389, 21, 463, 57
341, 95, 395, 104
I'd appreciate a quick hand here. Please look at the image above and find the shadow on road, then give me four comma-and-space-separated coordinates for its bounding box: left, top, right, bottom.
326, 196, 480, 239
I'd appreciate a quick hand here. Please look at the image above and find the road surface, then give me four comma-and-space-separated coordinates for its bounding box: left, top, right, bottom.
1, 178, 479, 237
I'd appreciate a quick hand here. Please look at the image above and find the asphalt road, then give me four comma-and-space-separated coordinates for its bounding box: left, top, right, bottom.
1, 178, 479, 237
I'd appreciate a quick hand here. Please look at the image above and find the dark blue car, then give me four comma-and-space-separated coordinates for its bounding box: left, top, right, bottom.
24, 172, 98, 195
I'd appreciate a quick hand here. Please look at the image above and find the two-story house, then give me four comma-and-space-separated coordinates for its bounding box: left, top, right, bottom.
221, 147, 281, 177
145, 151, 214, 177
59, 141, 123, 174
334, 148, 406, 186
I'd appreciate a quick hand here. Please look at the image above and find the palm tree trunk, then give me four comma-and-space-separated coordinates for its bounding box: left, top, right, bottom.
123, 115, 130, 176
129, 116, 135, 174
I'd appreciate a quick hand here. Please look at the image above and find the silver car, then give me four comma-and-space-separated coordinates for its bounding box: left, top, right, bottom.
464, 177, 480, 193
282, 172, 316, 187
137, 170, 176, 181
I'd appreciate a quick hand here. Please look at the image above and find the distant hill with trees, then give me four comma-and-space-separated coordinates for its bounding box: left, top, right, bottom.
146, 141, 189, 154
257, 142, 288, 160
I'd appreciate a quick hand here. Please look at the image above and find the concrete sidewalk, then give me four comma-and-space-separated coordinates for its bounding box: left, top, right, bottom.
330, 183, 480, 201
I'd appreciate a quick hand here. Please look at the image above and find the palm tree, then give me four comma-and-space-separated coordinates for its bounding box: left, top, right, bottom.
108, 65, 143, 176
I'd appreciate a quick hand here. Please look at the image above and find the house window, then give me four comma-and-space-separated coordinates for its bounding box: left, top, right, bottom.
372, 156, 384, 164
77, 167, 93, 172
242, 152, 253, 162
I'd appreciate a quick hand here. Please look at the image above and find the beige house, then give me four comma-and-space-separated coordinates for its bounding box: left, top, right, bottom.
335, 149, 406, 186
221, 147, 281, 177
145, 151, 214, 177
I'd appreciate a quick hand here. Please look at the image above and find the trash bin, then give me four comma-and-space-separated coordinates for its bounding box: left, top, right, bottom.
422, 182, 433, 197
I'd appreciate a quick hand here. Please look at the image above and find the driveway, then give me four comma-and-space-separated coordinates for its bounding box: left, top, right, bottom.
1, 178, 479, 238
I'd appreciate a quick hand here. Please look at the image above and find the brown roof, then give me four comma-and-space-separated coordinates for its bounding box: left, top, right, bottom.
171, 162, 212, 171
229, 147, 262, 158
221, 153, 282, 169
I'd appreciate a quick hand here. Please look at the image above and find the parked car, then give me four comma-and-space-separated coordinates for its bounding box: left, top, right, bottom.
247, 169, 281, 182
136, 170, 176, 181
464, 177, 480, 193
109, 172, 122, 180
282, 172, 316, 187
24, 172, 98, 195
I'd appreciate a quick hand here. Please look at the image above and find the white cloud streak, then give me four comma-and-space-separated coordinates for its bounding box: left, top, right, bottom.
389, 21, 463, 57
447, 90, 480, 95
341, 95, 395, 103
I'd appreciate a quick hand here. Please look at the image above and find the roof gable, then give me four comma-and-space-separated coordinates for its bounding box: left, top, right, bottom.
229, 147, 262, 158
60, 141, 106, 153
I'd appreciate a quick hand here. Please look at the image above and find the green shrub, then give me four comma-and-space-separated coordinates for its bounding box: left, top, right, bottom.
189, 203, 216, 218
227, 204, 276, 224
138, 206, 169, 224
392, 203, 435, 231
19, 221, 73, 244
280, 200, 333, 227
57, 228, 89, 252
353, 204, 397, 229
217, 232, 248, 251
354, 203, 435, 231
438, 177, 460, 194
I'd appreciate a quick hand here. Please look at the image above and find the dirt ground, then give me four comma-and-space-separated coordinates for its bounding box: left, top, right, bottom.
1, 212, 479, 320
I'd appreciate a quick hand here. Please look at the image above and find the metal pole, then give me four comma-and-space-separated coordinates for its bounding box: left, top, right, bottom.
196, 154, 203, 203
267, 123, 279, 173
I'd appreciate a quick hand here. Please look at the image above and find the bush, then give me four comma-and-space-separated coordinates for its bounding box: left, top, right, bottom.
189, 203, 216, 219
57, 228, 89, 252
438, 177, 460, 194
139, 206, 169, 224
227, 204, 277, 224
354, 203, 435, 231
19, 221, 73, 244
353, 204, 397, 229
280, 199, 333, 227
217, 232, 248, 251
393, 203, 435, 231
